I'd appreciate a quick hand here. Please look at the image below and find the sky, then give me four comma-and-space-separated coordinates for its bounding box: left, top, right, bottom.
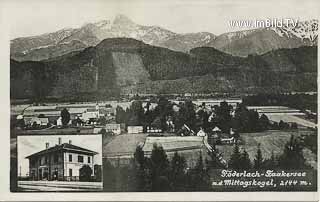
17, 135, 102, 176
2, 0, 319, 39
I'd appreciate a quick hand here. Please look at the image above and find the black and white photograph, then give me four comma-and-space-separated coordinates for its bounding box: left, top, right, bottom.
2, 0, 319, 200
16, 135, 102, 191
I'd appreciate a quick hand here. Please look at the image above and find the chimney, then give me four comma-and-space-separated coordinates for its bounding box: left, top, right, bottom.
69, 140, 72, 144
58, 137, 62, 145
45, 142, 49, 149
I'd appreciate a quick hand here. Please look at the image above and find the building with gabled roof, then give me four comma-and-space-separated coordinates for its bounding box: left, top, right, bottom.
26, 138, 98, 181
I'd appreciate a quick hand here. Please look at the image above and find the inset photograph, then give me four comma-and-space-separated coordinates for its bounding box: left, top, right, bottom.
17, 135, 102, 192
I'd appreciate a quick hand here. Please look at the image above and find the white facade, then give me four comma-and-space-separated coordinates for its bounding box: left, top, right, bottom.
127, 126, 143, 134
81, 111, 99, 122
63, 152, 94, 177
196, 129, 206, 137
105, 124, 121, 135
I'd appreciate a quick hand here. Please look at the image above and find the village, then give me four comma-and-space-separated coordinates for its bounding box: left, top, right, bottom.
11, 94, 317, 191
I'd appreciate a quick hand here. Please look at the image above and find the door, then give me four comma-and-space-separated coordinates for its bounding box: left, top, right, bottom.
38, 168, 42, 180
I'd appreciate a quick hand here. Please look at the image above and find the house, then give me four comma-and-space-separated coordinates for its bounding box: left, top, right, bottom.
57, 117, 62, 126
81, 108, 100, 122
212, 126, 221, 134
26, 138, 98, 181
105, 124, 121, 135
56, 117, 72, 127
196, 128, 206, 137
24, 117, 49, 126
184, 93, 192, 97
147, 126, 162, 133
127, 126, 143, 134
93, 127, 104, 134
100, 108, 116, 117
220, 136, 235, 144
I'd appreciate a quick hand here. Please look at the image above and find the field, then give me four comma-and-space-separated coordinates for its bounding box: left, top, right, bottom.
266, 114, 317, 128
216, 130, 317, 169
103, 133, 148, 157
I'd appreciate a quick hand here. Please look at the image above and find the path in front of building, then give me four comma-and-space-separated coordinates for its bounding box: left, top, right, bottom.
18, 181, 103, 192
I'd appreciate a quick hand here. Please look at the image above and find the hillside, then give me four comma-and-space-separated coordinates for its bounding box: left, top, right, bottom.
10, 38, 317, 101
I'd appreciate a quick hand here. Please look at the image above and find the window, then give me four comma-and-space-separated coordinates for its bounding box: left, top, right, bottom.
30, 159, 36, 166
78, 155, 84, 163
69, 169, 72, 177
45, 156, 49, 164
88, 156, 91, 163
40, 157, 45, 165
69, 154, 72, 162
54, 154, 59, 163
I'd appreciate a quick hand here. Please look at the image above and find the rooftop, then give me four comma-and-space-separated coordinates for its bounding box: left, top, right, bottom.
26, 143, 98, 159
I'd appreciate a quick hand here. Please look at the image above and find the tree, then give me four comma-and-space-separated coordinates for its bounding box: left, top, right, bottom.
103, 159, 118, 191
105, 104, 112, 108
216, 101, 232, 133
240, 149, 252, 169
16, 118, 25, 128
197, 109, 210, 130
130, 101, 145, 125
291, 122, 298, 129
248, 110, 260, 132
38, 114, 45, 118
278, 135, 309, 169
134, 146, 145, 168
279, 120, 289, 130
115, 106, 127, 124
228, 144, 242, 169
98, 116, 107, 125
132, 146, 149, 191
188, 152, 211, 191
262, 151, 278, 169
259, 114, 270, 131
79, 165, 93, 181
155, 97, 174, 131
170, 152, 187, 191
60, 108, 70, 126
233, 104, 250, 132
149, 143, 170, 191
174, 100, 196, 131
254, 144, 263, 169
151, 116, 162, 130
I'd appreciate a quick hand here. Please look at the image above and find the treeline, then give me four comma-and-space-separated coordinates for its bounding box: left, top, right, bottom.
228, 135, 312, 170
115, 97, 293, 135
104, 144, 211, 191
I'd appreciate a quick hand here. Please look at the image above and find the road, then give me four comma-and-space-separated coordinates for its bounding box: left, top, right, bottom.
18, 181, 103, 192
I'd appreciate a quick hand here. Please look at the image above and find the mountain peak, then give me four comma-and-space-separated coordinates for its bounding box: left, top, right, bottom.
113, 14, 136, 26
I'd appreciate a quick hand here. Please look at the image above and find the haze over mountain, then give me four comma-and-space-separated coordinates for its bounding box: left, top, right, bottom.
11, 38, 317, 101
10, 14, 318, 61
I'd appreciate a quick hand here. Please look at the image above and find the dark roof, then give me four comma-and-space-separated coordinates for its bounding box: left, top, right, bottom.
26, 143, 98, 159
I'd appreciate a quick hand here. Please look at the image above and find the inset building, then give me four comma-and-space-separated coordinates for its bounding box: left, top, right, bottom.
26, 138, 98, 181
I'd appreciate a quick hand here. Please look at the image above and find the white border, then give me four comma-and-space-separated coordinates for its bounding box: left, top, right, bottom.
0, 0, 319, 201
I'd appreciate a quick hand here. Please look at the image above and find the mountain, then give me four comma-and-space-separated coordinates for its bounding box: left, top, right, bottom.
11, 15, 318, 61
10, 14, 176, 61
10, 38, 317, 101
158, 32, 216, 52
208, 19, 318, 56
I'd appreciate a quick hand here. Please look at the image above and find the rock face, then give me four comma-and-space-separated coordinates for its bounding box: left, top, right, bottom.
10, 38, 317, 101
10, 15, 318, 61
